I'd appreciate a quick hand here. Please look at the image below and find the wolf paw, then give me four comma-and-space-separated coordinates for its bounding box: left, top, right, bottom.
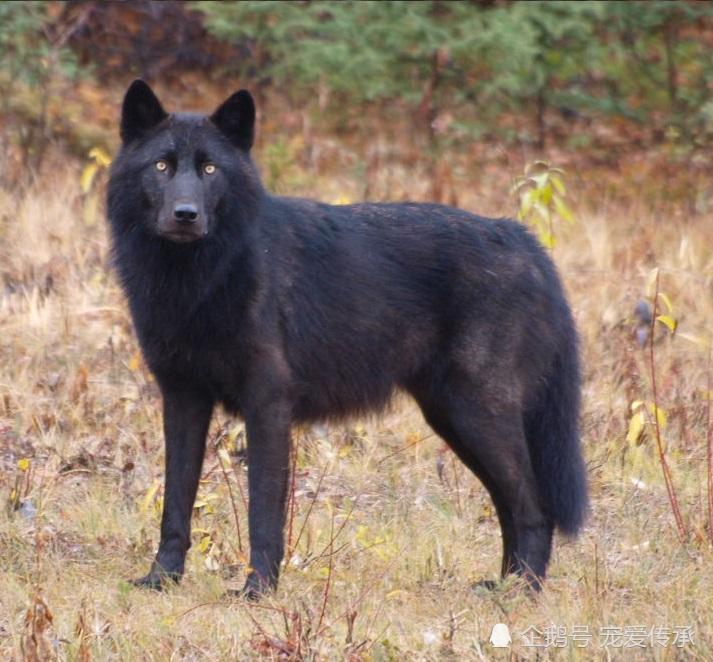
225, 570, 275, 601
130, 563, 181, 591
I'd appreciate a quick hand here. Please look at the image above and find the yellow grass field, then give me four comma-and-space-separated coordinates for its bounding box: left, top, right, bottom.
1, 150, 713, 660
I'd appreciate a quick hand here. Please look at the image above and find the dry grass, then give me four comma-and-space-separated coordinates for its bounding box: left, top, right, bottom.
1, 148, 713, 661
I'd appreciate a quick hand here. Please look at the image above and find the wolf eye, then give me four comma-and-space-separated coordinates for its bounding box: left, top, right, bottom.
203, 163, 216, 175
155, 160, 168, 172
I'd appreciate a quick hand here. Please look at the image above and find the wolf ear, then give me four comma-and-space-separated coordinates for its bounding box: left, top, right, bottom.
120, 79, 168, 144
210, 90, 255, 151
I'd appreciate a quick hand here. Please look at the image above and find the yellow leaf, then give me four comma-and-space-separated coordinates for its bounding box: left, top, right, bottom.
656, 315, 677, 334
627, 410, 646, 445
88, 146, 112, 168
196, 535, 212, 554
355, 524, 370, 547
647, 403, 667, 429
539, 230, 555, 249
646, 269, 659, 297
540, 183, 553, 205
128, 354, 141, 372
83, 193, 99, 227
405, 431, 422, 445
657, 292, 673, 314
140, 481, 161, 515
678, 332, 710, 348
17, 458, 30, 471
80, 163, 98, 194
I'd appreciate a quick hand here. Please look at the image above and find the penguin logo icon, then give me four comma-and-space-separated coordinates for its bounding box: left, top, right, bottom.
489, 623, 512, 648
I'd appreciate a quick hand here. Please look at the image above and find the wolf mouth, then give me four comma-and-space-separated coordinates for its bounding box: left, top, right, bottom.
160, 230, 204, 243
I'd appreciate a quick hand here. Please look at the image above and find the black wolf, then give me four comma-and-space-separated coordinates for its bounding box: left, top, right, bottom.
107, 80, 587, 597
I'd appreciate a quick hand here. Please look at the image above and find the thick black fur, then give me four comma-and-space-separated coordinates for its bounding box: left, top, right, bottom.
107, 80, 588, 597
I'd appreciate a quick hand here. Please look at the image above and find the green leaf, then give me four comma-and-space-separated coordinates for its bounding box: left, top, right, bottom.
538, 230, 555, 249
531, 172, 549, 189
554, 196, 576, 224
551, 175, 566, 195
520, 188, 534, 216
533, 201, 551, 223
539, 183, 553, 206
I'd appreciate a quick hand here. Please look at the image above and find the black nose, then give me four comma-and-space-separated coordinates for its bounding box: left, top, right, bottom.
174, 204, 199, 224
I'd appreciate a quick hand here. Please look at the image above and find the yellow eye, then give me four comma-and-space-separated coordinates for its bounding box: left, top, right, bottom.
203, 163, 216, 175
155, 160, 168, 172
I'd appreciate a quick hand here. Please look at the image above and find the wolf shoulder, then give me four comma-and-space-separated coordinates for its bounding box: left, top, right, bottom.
255, 196, 556, 287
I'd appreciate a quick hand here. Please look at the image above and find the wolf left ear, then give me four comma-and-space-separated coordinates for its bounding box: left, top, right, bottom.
120, 79, 168, 144
210, 90, 255, 151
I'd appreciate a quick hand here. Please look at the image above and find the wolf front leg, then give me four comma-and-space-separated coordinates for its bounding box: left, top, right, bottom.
242, 399, 292, 599
133, 387, 214, 589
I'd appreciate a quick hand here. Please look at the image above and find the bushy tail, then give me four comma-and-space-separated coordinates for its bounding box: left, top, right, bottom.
525, 332, 588, 535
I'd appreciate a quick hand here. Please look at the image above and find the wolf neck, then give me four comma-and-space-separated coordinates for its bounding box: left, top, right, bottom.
115, 207, 263, 334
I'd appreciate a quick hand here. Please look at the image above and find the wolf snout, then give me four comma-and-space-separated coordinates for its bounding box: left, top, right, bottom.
159, 203, 206, 242
174, 203, 199, 224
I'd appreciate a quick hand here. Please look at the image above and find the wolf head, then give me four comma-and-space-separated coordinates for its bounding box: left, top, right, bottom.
109, 80, 260, 244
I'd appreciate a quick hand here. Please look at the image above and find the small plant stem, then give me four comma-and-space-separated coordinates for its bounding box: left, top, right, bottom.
286, 461, 329, 565
316, 507, 335, 633
286, 440, 298, 557
217, 435, 243, 553
649, 271, 686, 543
706, 346, 713, 543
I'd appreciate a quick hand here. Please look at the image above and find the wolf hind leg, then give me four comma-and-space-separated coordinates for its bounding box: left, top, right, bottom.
411, 379, 553, 587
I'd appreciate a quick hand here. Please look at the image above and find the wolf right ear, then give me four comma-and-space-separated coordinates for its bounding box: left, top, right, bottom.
120, 80, 168, 144
210, 90, 255, 151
